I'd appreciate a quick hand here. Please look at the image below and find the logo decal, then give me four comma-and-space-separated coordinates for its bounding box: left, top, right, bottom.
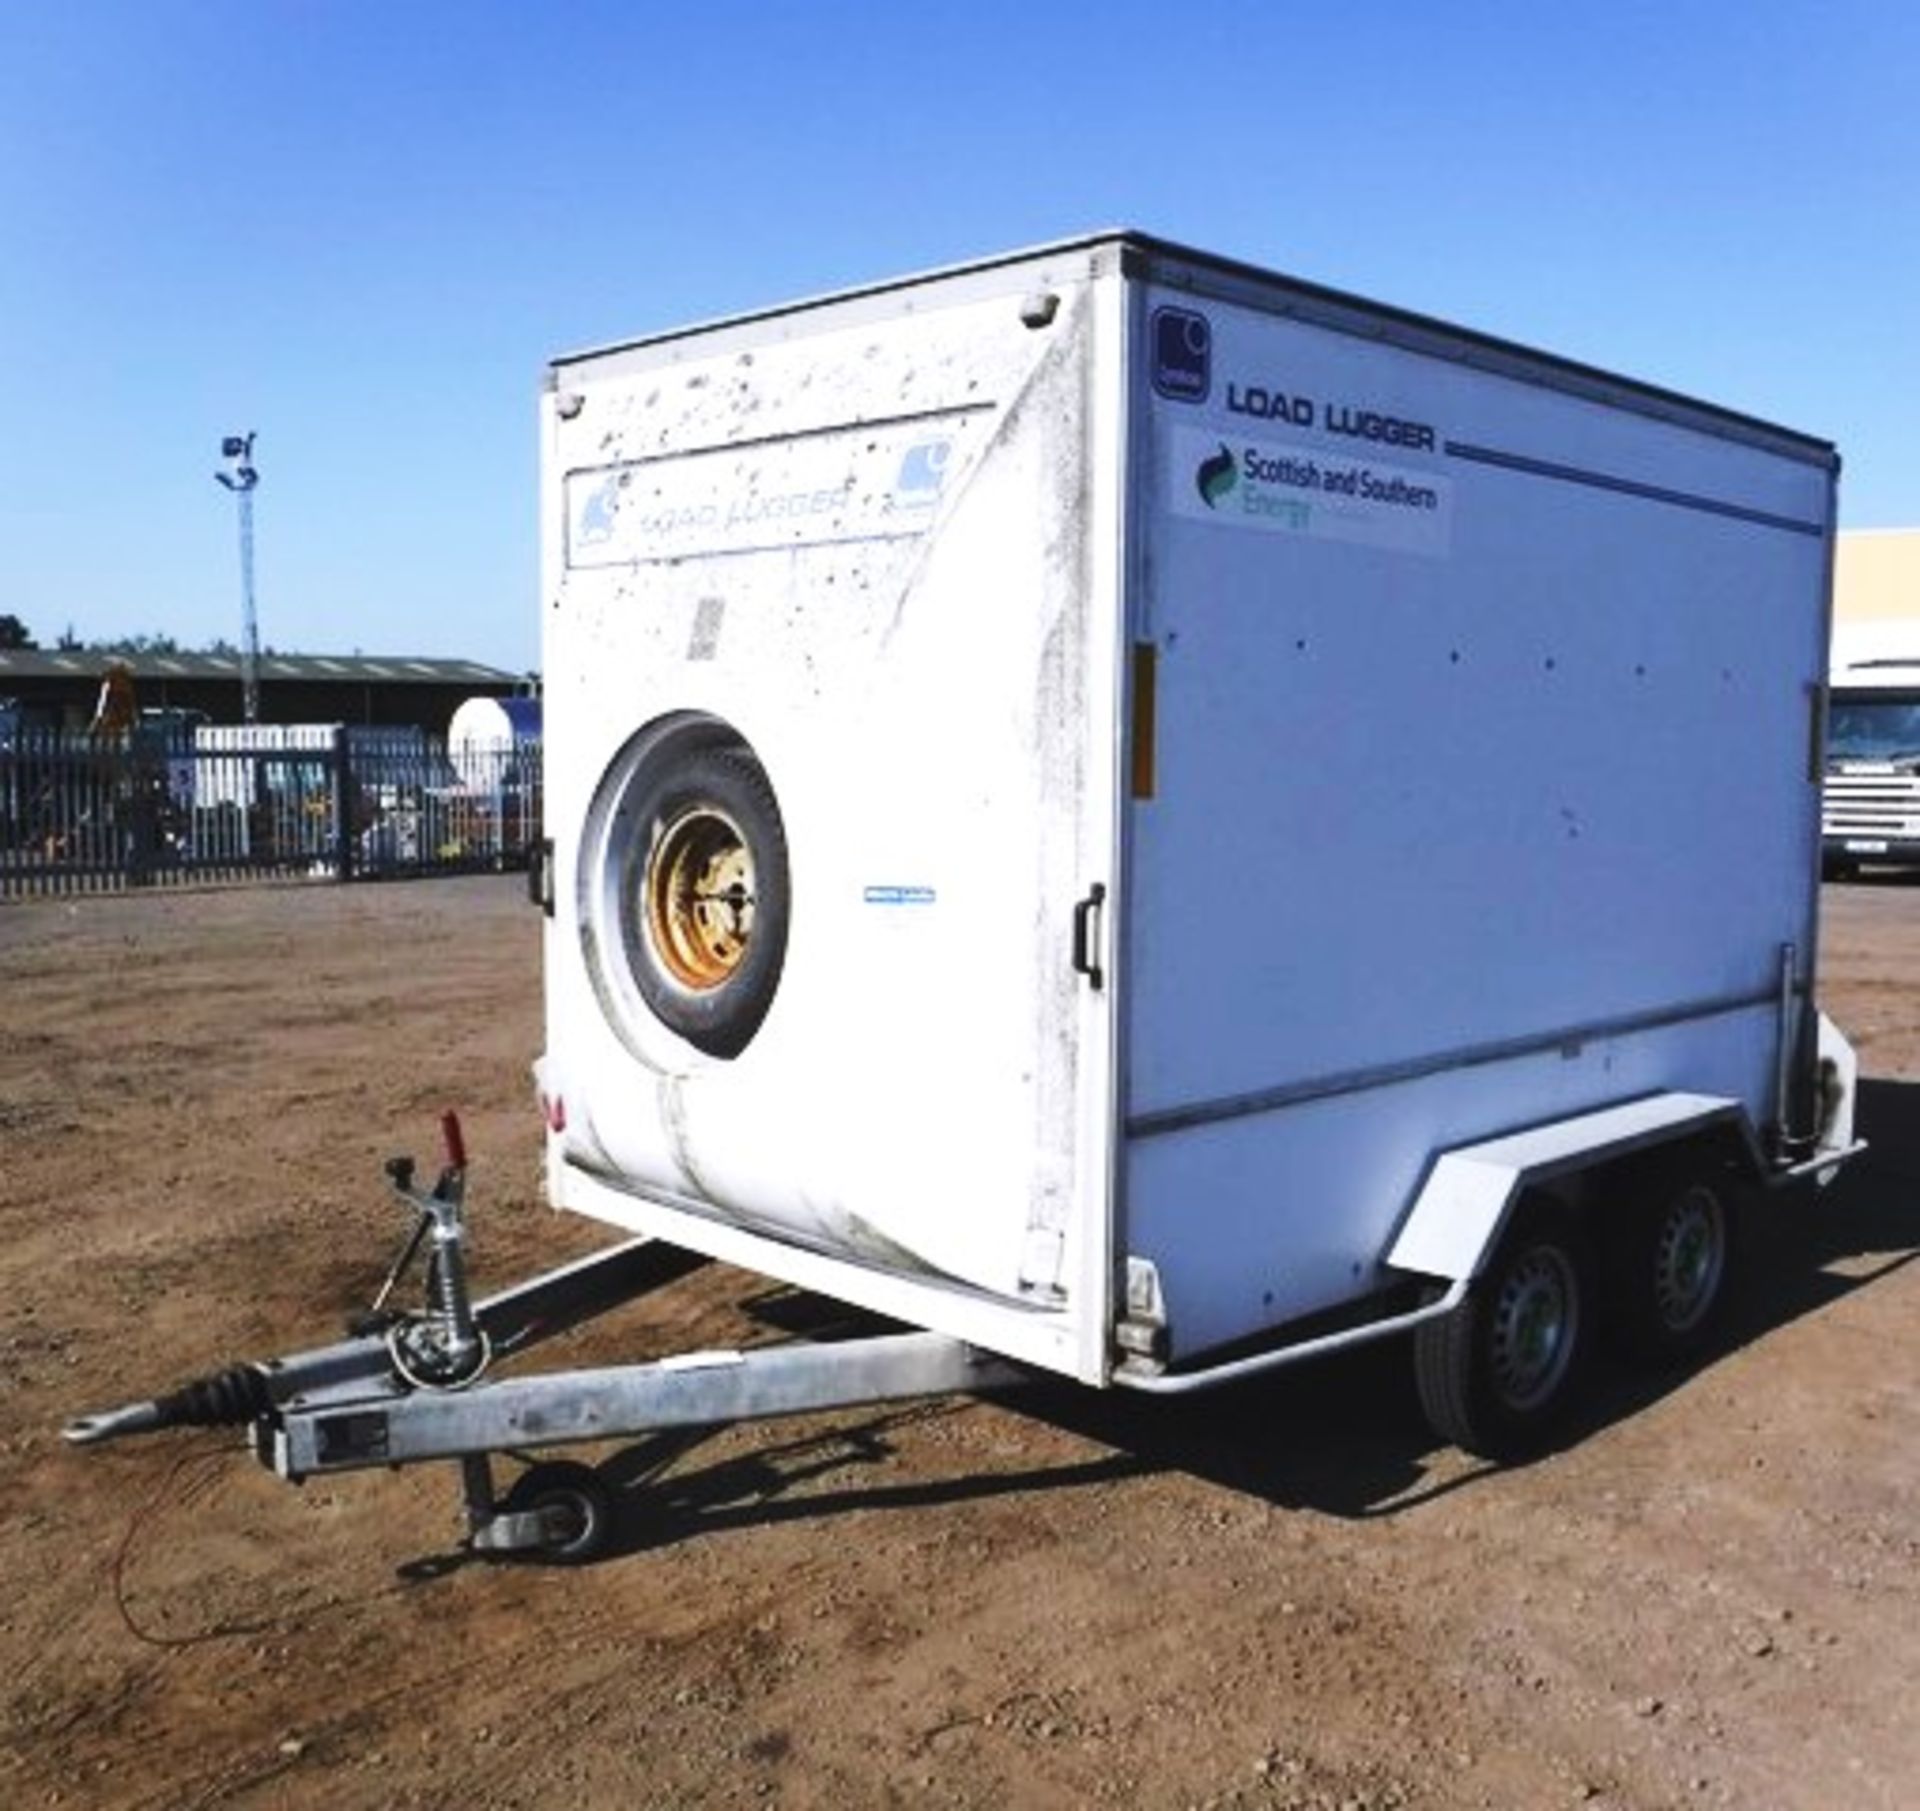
576, 473, 623, 546
1151, 306, 1211, 403
563, 413, 983, 569
892, 439, 951, 508
1196, 443, 1238, 509
1171, 425, 1453, 558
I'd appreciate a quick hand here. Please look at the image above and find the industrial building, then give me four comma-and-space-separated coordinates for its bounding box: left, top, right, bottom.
0, 649, 526, 733
1832, 528, 1919, 668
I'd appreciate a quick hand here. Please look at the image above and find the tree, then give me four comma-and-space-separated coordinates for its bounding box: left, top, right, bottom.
84, 632, 182, 657
0, 614, 35, 650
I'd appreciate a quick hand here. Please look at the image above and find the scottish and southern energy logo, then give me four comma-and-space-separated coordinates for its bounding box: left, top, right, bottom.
1175, 426, 1453, 558
1195, 443, 1238, 508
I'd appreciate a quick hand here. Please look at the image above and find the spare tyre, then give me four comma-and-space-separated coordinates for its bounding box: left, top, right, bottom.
586, 722, 790, 1061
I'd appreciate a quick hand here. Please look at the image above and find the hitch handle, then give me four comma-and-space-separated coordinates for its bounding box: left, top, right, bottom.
441, 1111, 467, 1174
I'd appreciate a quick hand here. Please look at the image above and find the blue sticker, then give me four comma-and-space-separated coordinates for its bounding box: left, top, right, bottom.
1150, 306, 1211, 404
576, 472, 622, 545
863, 884, 937, 906
893, 439, 951, 506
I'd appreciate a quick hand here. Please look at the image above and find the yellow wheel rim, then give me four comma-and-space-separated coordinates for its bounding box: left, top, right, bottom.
643, 807, 756, 990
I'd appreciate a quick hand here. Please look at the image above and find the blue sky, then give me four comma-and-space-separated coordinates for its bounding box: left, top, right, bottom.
1, 2, 1913, 673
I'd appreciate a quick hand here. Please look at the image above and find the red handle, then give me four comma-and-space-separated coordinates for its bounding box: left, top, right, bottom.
440, 1110, 468, 1172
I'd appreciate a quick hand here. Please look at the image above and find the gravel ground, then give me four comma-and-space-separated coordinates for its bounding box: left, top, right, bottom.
2, 875, 1915, 1809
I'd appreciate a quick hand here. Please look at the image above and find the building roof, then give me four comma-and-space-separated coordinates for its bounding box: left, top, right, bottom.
0, 650, 523, 686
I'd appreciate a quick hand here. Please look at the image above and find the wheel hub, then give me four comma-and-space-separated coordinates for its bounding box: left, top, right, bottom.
1488, 1246, 1578, 1412
644, 807, 756, 990
1652, 1185, 1725, 1333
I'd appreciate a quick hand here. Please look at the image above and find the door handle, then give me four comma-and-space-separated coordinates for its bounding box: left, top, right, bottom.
529, 838, 555, 916
1071, 883, 1107, 992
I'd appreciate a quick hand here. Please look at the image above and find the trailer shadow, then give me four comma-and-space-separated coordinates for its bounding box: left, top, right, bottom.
401, 1082, 1917, 1569
1828, 870, 1920, 888
578, 1406, 1154, 1565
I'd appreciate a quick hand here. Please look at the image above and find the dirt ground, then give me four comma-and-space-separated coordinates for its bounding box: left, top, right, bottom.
1, 876, 1915, 1810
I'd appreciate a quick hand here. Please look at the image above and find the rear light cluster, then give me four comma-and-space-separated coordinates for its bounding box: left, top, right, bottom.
538, 1090, 567, 1134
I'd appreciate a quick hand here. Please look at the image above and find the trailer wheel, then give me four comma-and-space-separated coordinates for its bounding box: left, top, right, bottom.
590, 724, 791, 1061
1415, 1200, 1590, 1461
1606, 1173, 1734, 1367
500, 1461, 616, 1565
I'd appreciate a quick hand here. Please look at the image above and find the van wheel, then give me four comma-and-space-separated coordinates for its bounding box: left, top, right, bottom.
1606, 1174, 1734, 1367
610, 735, 790, 1059
1415, 1201, 1590, 1461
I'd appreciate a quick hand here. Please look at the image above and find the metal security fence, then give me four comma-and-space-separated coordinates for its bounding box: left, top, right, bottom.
0, 723, 541, 898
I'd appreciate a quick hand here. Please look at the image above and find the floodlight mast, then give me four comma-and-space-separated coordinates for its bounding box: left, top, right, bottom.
214, 433, 262, 724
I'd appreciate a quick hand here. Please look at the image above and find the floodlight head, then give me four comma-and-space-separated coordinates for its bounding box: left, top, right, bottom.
221, 435, 248, 459
214, 472, 236, 490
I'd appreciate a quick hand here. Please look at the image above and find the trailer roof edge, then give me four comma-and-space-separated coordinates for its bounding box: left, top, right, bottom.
546, 230, 1837, 471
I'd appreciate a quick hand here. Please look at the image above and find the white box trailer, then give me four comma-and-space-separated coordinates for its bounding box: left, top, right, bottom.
536, 232, 1858, 1381
68, 236, 1863, 1559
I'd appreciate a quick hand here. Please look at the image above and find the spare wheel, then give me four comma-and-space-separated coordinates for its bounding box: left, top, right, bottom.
587, 722, 790, 1061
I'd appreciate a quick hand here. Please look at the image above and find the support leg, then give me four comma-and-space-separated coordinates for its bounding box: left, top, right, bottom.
458, 1453, 497, 1543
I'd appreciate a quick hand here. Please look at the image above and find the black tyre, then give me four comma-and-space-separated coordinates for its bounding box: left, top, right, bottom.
500, 1460, 616, 1565
592, 726, 790, 1060
1415, 1200, 1591, 1462
1605, 1171, 1735, 1367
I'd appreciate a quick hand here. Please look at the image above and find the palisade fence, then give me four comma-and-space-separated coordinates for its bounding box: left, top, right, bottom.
0, 723, 541, 899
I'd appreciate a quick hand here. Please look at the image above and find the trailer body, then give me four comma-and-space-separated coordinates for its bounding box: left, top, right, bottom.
537, 233, 1848, 1391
